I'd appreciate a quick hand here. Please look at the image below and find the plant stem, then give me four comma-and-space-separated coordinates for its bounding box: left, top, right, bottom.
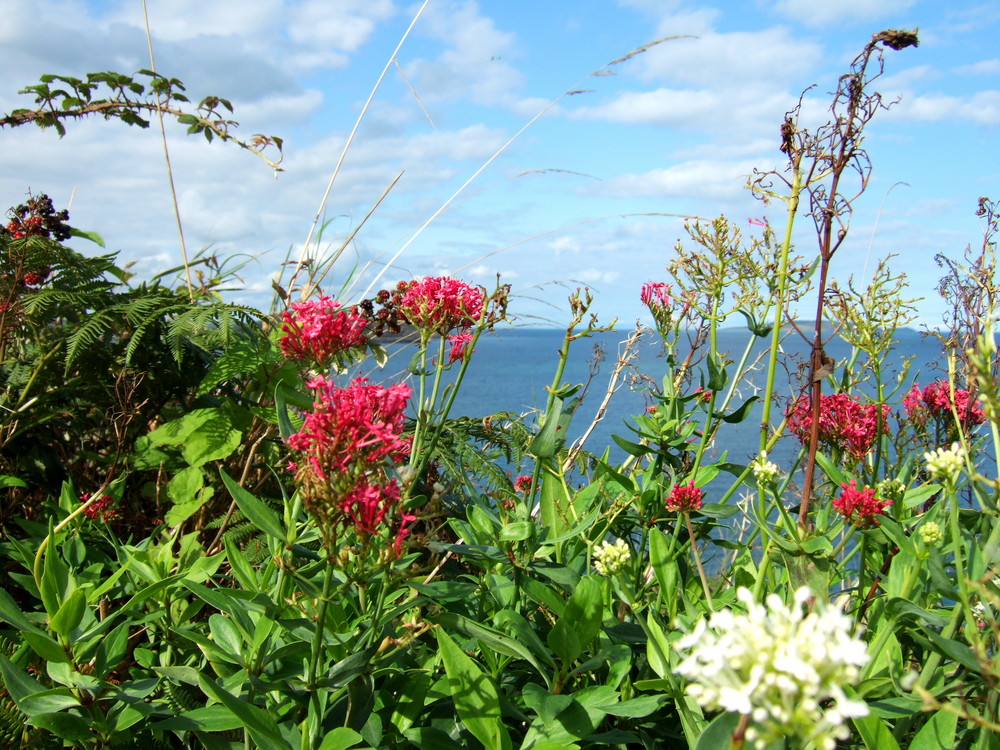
685, 512, 714, 611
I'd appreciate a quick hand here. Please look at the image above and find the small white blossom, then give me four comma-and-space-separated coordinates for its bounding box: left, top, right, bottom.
593, 538, 630, 576
752, 452, 781, 485
924, 442, 965, 483
675, 587, 869, 750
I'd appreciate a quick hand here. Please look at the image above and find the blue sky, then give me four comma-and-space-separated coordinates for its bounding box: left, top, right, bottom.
1, 0, 998, 328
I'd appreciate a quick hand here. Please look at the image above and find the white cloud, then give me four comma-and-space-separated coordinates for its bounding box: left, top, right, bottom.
549, 236, 581, 254
590, 160, 760, 201
571, 85, 793, 139
106, 0, 285, 42
405, 0, 523, 106
287, 0, 396, 70
955, 59, 1000, 75
628, 27, 823, 87
887, 90, 1000, 125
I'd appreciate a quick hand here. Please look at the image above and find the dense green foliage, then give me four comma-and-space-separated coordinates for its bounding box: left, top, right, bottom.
3, 27, 1000, 750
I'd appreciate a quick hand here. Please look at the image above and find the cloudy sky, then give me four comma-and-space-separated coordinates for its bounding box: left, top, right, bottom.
1, 0, 997, 327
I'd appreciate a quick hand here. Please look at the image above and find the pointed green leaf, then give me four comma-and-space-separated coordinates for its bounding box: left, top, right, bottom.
435, 629, 511, 750
50, 587, 87, 637
318, 727, 365, 750
198, 673, 291, 749
219, 469, 285, 540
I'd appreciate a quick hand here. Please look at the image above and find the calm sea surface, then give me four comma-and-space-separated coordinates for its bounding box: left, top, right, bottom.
373, 325, 954, 489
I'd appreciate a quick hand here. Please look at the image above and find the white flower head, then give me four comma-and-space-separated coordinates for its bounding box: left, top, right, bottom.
924, 442, 965, 483
593, 538, 630, 577
675, 587, 869, 750
752, 452, 781, 485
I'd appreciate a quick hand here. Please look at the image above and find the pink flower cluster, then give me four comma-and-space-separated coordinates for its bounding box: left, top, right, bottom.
640, 282, 672, 310
903, 379, 985, 431
513, 475, 533, 494
447, 332, 475, 363
833, 480, 891, 528
288, 376, 412, 546
785, 393, 889, 461
400, 276, 483, 334
665, 481, 703, 513
280, 296, 368, 368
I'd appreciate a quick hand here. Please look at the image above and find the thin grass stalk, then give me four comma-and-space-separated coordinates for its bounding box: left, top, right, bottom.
361, 38, 686, 300
141, 0, 193, 300
289, 0, 430, 299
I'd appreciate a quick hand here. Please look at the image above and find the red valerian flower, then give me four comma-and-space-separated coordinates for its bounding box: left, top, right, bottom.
833, 480, 890, 528
665, 481, 703, 513
513, 475, 533, 494
400, 276, 483, 334
81, 493, 119, 521
640, 282, 672, 310
288, 377, 412, 553
289, 376, 411, 481
904, 379, 985, 431
280, 295, 368, 368
785, 393, 890, 461
447, 332, 475, 363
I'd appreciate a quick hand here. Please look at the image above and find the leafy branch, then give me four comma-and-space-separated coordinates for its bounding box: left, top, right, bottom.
0, 69, 283, 173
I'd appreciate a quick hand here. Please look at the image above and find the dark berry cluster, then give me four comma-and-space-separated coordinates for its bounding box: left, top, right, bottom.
2, 193, 72, 241
356, 280, 415, 338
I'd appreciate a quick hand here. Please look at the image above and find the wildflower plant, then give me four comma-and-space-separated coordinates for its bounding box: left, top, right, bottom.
14, 24, 1000, 750
676, 588, 869, 750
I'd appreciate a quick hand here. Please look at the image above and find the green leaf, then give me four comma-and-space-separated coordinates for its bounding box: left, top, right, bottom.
209, 614, 246, 658
28, 711, 93, 742
22, 631, 70, 663
884, 598, 949, 628
318, 727, 365, 750
40, 537, 70, 620
152, 705, 243, 732
0, 653, 47, 707
923, 628, 981, 671
601, 695, 667, 718
432, 612, 549, 680
529, 394, 577, 458
435, 629, 511, 750
220, 469, 285, 541
693, 711, 741, 750
0, 474, 28, 488
275, 381, 309, 441
611, 433, 654, 457
499, 520, 535, 541
19, 688, 82, 716
909, 708, 958, 750
50, 587, 87, 637
198, 673, 291, 749
146, 408, 242, 466
878, 516, 916, 557
538, 459, 573, 536
719, 396, 759, 423
199, 339, 269, 396
0, 587, 42, 632
644, 613, 671, 680
851, 703, 900, 750
94, 621, 131, 679
548, 576, 602, 664
68, 227, 105, 246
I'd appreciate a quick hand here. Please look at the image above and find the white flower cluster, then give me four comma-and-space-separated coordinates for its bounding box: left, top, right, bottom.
593, 538, 630, 576
751, 452, 781, 485
924, 442, 965, 483
675, 587, 869, 750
